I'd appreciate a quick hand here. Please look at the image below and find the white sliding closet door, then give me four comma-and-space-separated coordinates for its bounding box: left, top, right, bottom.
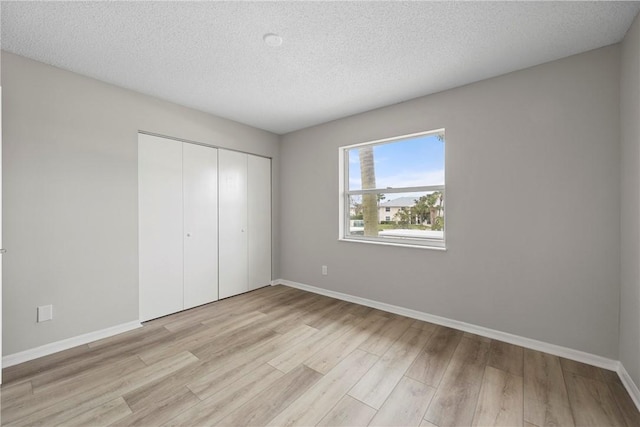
248, 155, 272, 290
139, 134, 184, 321
183, 143, 219, 309
219, 150, 248, 299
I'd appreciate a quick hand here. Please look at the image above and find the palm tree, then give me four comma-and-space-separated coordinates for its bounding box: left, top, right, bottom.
412, 196, 430, 224
394, 207, 412, 224
359, 146, 378, 236
426, 191, 442, 225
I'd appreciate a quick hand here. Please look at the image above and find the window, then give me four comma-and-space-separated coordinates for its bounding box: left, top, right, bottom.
339, 129, 445, 248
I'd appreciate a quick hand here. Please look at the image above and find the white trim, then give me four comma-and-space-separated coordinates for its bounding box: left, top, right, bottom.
2, 320, 142, 368
271, 279, 619, 371
339, 129, 446, 250
617, 362, 640, 410
348, 185, 444, 196
338, 237, 447, 251
343, 128, 445, 150
338, 145, 346, 241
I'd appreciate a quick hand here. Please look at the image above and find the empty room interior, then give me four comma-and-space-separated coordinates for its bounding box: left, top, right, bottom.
2, 1, 640, 426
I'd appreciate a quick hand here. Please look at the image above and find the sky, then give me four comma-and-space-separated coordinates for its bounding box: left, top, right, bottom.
348, 133, 444, 191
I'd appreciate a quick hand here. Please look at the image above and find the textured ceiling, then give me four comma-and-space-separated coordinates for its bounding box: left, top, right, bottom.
2, 1, 639, 134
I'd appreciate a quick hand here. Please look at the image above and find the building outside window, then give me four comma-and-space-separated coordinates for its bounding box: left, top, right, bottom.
339, 129, 445, 248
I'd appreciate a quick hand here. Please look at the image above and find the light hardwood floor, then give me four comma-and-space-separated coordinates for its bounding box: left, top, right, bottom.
1, 285, 639, 426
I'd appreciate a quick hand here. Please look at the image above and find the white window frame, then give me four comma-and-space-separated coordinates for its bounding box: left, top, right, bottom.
338, 129, 446, 249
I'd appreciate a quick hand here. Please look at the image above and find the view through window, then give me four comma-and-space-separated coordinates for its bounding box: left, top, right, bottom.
340, 129, 445, 248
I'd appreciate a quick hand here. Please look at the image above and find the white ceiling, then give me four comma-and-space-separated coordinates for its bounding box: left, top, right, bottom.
2, 1, 639, 134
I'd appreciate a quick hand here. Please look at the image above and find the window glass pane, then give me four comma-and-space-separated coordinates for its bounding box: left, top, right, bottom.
348, 132, 444, 191
347, 191, 444, 241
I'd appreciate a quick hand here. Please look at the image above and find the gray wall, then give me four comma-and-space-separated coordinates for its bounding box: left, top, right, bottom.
620, 12, 640, 386
280, 45, 621, 359
1, 52, 280, 355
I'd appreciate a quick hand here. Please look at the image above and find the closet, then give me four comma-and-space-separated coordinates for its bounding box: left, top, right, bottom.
219, 151, 272, 298
138, 133, 271, 322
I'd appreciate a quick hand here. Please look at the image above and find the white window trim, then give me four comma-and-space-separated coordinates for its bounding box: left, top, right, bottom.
338, 129, 446, 250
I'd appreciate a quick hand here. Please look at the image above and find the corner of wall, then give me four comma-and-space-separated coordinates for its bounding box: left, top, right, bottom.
619, 9, 640, 402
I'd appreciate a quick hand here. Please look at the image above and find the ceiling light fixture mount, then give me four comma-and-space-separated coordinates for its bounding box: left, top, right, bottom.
263, 33, 283, 47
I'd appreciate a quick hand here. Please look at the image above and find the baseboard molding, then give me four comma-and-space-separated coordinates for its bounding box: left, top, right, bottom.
2, 320, 142, 368
273, 278, 640, 410
618, 362, 640, 410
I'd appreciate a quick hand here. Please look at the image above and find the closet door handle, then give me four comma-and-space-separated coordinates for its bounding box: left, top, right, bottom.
186, 233, 192, 237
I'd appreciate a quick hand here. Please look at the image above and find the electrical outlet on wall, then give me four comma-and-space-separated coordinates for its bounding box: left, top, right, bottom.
322, 265, 328, 276
37, 305, 53, 322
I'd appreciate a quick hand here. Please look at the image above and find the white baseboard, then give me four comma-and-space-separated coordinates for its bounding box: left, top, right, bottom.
618, 362, 640, 410
272, 278, 640, 411
2, 320, 142, 368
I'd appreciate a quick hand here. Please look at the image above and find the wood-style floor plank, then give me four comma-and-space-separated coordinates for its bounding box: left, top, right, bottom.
14, 326, 171, 390
564, 371, 627, 427
186, 324, 318, 400
305, 300, 353, 330
5, 351, 198, 426
267, 312, 360, 373
115, 386, 200, 427
601, 368, 624, 386
162, 310, 267, 352
472, 366, 523, 427
523, 348, 575, 427
348, 326, 433, 409
32, 354, 147, 395
560, 358, 606, 383
487, 340, 524, 377
267, 349, 378, 426
369, 376, 436, 426
464, 332, 492, 343
267, 294, 338, 334
411, 319, 440, 333
406, 326, 463, 387
165, 363, 284, 426
316, 395, 377, 427
1, 285, 637, 427
0, 381, 33, 408
359, 315, 415, 356
2, 344, 93, 384
524, 397, 575, 427
61, 396, 132, 427
607, 380, 640, 427
524, 348, 571, 407
423, 337, 490, 427
304, 312, 388, 374
188, 323, 280, 364
215, 365, 321, 426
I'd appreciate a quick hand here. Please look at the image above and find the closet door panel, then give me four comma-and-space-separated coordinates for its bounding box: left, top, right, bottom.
183, 143, 219, 309
248, 155, 272, 291
138, 134, 184, 321
218, 150, 248, 298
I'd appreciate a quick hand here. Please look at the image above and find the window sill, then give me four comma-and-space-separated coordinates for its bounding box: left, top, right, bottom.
338, 237, 447, 251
